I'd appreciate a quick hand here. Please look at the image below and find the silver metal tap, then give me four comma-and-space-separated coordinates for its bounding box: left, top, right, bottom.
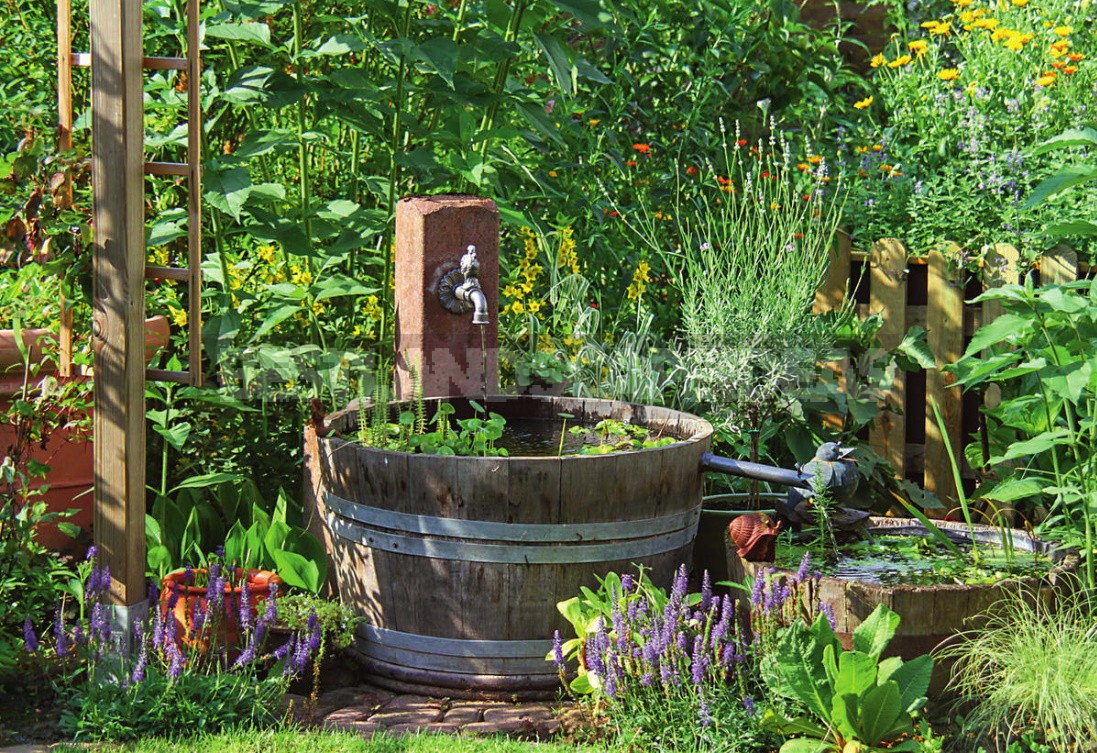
438, 244, 490, 325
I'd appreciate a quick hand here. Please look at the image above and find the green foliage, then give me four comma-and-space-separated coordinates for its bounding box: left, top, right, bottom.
567, 418, 675, 455
358, 397, 510, 458
277, 592, 361, 652
1027, 126, 1097, 238
946, 278, 1097, 589
938, 585, 1097, 753
840, 0, 1097, 259
58, 668, 286, 742
763, 603, 933, 753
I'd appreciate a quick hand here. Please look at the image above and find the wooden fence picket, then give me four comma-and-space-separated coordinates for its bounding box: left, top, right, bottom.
815, 239, 1086, 506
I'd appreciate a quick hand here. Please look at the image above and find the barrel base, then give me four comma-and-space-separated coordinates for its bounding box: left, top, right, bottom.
348, 648, 561, 701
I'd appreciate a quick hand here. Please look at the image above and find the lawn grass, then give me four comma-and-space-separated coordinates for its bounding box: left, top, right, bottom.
51, 727, 608, 753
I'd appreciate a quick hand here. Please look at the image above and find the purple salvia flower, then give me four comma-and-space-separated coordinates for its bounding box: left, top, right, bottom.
97, 566, 111, 596
263, 585, 278, 622
603, 647, 618, 699
91, 601, 111, 645
147, 580, 159, 604
238, 581, 252, 634
795, 553, 811, 584
214, 545, 225, 559
209, 560, 222, 581
274, 636, 293, 662
232, 643, 257, 669
820, 601, 837, 630
743, 696, 755, 716
152, 603, 164, 648
612, 609, 627, 655
620, 573, 634, 594
53, 607, 68, 658
676, 630, 688, 652
84, 567, 100, 603
551, 630, 564, 669
165, 608, 178, 648
690, 635, 706, 686
672, 565, 688, 602
131, 621, 147, 684
166, 582, 180, 611
23, 617, 38, 653
292, 630, 312, 672
72, 624, 83, 647
306, 607, 319, 633
626, 596, 639, 622
85, 545, 98, 561
640, 672, 653, 687
700, 571, 713, 611
187, 596, 200, 639
307, 622, 322, 654
750, 573, 764, 609
183, 564, 194, 586
699, 696, 713, 728
167, 643, 184, 679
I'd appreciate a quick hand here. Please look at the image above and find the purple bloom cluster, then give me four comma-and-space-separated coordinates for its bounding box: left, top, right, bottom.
579, 565, 748, 705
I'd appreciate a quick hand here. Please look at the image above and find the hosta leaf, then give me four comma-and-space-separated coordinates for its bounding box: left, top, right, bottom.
858, 680, 905, 746
852, 604, 899, 660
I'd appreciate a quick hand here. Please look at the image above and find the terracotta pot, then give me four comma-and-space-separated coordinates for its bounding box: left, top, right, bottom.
160, 568, 283, 652
0, 315, 171, 552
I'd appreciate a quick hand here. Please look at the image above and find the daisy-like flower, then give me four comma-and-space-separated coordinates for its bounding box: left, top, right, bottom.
854, 95, 874, 109
938, 68, 960, 81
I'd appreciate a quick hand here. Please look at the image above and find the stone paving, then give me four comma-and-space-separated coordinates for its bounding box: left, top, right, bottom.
286, 685, 582, 740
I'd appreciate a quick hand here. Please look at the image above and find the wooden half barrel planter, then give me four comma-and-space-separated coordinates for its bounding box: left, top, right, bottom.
728, 517, 1079, 689
308, 395, 712, 699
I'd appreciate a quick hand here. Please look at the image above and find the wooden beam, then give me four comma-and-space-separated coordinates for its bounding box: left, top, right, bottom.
924, 246, 964, 506
867, 239, 908, 477
91, 0, 146, 607
186, 0, 203, 387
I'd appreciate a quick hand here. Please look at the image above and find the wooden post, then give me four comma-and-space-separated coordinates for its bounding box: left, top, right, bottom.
868, 239, 908, 477
814, 229, 852, 314
1040, 245, 1079, 285
90, 0, 146, 608
924, 246, 964, 505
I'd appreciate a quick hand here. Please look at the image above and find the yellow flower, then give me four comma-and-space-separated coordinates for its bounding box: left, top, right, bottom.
854, 95, 874, 109
909, 40, 929, 55
808, 155, 824, 165
548, 170, 558, 177
1053, 25, 1072, 36
887, 54, 913, 68
1035, 71, 1056, 86
973, 17, 1000, 30
527, 300, 542, 314
510, 301, 525, 315
1011, 0, 1029, 5
923, 20, 952, 36
363, 294, 383, 321
870, 52, 886, 68
171, 307, 187, 328
588, 118, 601, 127
959, 10, 976, 23
954, 0, 972, 6
938, 68, 960, 80
1003, 37, 1024, 51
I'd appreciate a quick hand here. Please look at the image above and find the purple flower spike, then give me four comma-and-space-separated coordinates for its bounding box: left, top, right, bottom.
85, 567, 101, 603
53, 607, 68, 658
85, 545, 98, 562
168, 643, 184, 679
264, 586, 278, 623
98, 566, 111, 595
183, 564, 194, 586
743, 696, 755, 716
700, 570, 713, 611
690, 635, 706, 685
131, 622, 147, 684
551, 630, 564, 669
620, 572, 634, 594
23, 617, 38, 653
795, 552, 812, 584
750, 574, 764, 609
672, 564, 688, 601
699, 697, 713, 728
238, 581, 252, 634
820, 601, 837, 630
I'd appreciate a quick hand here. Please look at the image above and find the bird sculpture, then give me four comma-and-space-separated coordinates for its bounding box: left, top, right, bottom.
781, 441, 870, 531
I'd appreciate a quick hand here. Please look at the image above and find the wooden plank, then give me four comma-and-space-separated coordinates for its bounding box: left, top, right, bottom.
144, 161, 189, 176
90, 0, 147, 606
145, 368, 191, 384
1039, 245, 1078, 285
924, 246, 964, 505
144, 265, 191, 281
57, 0, 75, 379
72, 53, 187, 70
186, 0, 203, 386
815, 229, 852, 314
868, 239, 908, 476
981, 244, 1020, 413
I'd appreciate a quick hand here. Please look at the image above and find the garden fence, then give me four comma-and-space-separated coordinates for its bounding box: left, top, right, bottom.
814, 234, 1089, 509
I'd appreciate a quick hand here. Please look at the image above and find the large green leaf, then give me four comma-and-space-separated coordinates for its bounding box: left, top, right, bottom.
987, 428, 1072, 464
834, 650, 879, 697
271, 549, 322, 593
885, 653, 933, 713
851, 604, 899, 660
170, 472, 243, 493
859, 681, 905, 746
775, 617, 840, 720
778, 739, 832, 753
205, 21, 273, 47
963, 313, 1034, 356
1024, 166, 1097, 208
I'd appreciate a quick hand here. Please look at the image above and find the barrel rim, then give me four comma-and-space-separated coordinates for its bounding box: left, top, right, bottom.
321, 394, 713, 459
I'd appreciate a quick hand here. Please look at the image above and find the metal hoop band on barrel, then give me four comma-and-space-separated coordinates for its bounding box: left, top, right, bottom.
358, 625, 554, 676
324, 490, 702, 564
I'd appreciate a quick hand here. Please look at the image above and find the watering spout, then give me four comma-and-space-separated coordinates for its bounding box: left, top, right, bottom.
438, 244, 490, 325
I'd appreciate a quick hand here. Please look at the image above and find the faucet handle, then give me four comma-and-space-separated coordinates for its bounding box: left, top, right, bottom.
459, 244, 480, 278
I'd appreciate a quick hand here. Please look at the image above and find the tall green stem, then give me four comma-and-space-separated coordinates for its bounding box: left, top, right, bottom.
477, 0, 529, 161
292, 0, 313, 256
377, 0, 416, 360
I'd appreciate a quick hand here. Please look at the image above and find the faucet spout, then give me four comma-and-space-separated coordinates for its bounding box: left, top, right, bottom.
465, 286, 490, 325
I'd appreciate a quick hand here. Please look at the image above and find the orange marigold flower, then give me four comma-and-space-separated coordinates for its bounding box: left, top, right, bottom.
1067, 53, 1084, 62
797, 163, 810, 171
1051, 60, 1066, 69
686, 165, 698, 175
808, 155, 824, 165
1035, 71, 1057, 86
736, 139, 748, 147
1064, 65, 1077, 74
872, 144, 884, 152
716, 176, 732, 186
626, 160, 637, 167
632, 143, 651, 154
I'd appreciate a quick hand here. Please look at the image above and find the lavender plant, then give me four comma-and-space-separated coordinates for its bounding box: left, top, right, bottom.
22, 547, 317, 741
552, 565, 792, 753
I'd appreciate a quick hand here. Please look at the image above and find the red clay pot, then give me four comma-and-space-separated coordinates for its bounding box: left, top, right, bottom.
159, 567, 283, 653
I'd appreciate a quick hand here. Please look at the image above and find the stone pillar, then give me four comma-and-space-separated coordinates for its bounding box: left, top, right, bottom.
394, 195, 499, 399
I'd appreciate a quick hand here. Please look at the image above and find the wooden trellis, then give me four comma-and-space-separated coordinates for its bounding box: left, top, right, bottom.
64, 0, 204, 609
814, 234, 1087, 505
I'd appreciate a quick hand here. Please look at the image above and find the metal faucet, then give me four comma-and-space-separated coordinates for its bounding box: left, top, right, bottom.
438, 245, 490, 325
